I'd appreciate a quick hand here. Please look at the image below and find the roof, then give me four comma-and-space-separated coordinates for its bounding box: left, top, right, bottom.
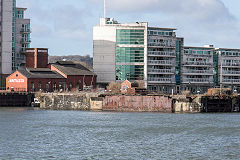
18, 67, 65, 79
51, 61, 96, 76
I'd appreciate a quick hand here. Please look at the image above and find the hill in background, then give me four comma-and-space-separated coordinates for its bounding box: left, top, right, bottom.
49, 55, 93, 69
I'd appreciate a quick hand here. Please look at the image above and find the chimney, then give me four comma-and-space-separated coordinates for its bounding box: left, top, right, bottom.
25, 48, 48, 68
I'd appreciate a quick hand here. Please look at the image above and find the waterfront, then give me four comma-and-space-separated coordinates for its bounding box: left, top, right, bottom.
0, 108, 240, 159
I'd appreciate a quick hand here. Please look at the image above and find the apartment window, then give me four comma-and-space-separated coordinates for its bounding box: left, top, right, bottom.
38, 82, 42, 91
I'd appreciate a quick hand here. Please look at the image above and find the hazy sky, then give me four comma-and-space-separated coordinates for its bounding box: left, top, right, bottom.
17, 0, 240, 56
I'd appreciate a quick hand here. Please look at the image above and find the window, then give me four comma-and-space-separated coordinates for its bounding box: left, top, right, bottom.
38, 82, 42, 91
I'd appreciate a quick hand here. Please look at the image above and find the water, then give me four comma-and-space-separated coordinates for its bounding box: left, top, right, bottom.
0, 108, 240, 160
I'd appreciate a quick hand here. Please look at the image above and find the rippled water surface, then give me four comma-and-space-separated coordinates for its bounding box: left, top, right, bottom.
0, 108, 240, 160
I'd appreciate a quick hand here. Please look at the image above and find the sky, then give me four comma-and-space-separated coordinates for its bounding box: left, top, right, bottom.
17, 0, 240, 56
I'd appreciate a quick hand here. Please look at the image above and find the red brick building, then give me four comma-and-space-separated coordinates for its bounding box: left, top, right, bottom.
6, 48, 97, 92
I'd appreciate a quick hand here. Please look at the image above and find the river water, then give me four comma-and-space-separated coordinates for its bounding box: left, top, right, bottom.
0, 108, 240, 160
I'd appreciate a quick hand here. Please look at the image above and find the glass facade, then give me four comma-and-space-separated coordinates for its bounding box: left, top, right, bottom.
175, 39, 182, 85
116, 29, 144, 45
116, 65, 144, 81
116, 47, 144, 63
116, 29, 145, 81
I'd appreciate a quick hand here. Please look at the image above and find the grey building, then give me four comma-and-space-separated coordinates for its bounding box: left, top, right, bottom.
182, 46, 214, 94
214, 48, 240, 92
15, 8, 31, 69
0, 0, 31, 87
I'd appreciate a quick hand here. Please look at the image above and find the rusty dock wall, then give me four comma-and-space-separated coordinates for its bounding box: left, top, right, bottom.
103, 96, 172, 112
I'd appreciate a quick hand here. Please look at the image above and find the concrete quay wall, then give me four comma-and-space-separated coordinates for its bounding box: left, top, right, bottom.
38, 92, 100, 110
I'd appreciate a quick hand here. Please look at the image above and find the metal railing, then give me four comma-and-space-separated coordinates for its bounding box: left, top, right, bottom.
183, 78, 211, 83
21, 38, 31, 43
148, 43, 175, 47
148, 77, 173, 83
20, 28, 31, 33
148, 69, 175, 74
148, 60, 174, 65
183, 62, 212, 66
148, 51, 175, 57
222, 70, 240, 75
223, 79, 240, 83
182, 70, 213, 74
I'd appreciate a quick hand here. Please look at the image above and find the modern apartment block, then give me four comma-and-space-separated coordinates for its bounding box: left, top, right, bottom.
147, 28, 183, 93
182, 46, 214, 93
0, 0, 31, 87
93, 18, 184, 93
15, 8, 31, 70
214, 48, 240, 91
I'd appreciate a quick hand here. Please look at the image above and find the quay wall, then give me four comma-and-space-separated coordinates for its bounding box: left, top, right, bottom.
38, 93, 172, 112
38, 92, 100, 110
103, 96, 172, 112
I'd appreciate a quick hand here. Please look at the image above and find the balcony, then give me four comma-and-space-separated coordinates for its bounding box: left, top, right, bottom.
148, 77, 174, 83
20, 28, 31, 33
148, 42, 175, 48
148, 51, 176, 57
21, 38, 31, 44
148, 69, 175, 74
183, 78, 211, 83
148, 60, 174, 66
222, 70, 240, 75
222, 63, 240, 67
183, 62, 212, 66
223, 79, 240, 84
182, 70, 213, 75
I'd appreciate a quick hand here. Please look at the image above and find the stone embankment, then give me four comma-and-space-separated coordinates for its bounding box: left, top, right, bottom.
37, 93, 173, 112
37, 90, 240, 113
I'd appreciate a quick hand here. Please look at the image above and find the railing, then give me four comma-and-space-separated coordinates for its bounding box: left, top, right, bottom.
222, 63, 240, 67
148, 43, 175, 47
148, 69, 175, 74
223, 79, 240, 83
182, 70, 213, 74
20, 28, 31, 33
222, 71, 240, 75
148, 51, 175, 57
148, 60, 174, 65
21, 38, 31, 43
148, 78, 173, 83
183, 62, 212, 66
183, 78, 211, 83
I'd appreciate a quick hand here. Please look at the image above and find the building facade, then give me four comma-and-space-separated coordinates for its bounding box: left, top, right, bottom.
182, 46, 214, 94
93, 18, 183, 93
93, 17, 240, 94
214, 48, 240, 92
0, 0, 31, 88
7, 48, 97, 92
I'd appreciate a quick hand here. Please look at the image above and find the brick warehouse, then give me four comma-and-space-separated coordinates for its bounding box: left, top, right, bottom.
6, 48, 97, 92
